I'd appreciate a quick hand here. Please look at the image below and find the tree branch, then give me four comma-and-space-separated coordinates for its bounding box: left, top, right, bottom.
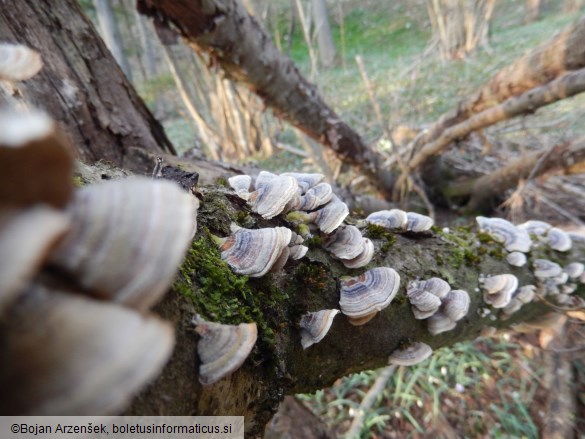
136, 0, 395, 196
123, 161, 585, 435
408, 68, 585, 171
445, 135, 585, 213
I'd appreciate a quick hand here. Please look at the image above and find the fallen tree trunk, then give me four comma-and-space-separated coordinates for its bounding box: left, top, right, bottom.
408, 68, 585, 171
0, 0, 175, 166
445, 135, 585, 213
136, 0, 395, 196
408, 16, 585, 168
118, 160, 585, 436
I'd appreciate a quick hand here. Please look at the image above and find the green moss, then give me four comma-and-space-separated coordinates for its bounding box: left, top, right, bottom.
305, 235, 324, 247
235, 210, 250, 224
216, 177, 228, 187
72, 175, 84, 187
173, 229, 278, 346
364, 224, 396, 254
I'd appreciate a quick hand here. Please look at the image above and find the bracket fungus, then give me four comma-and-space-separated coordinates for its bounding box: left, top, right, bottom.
323, 225, 366, 260
427, 312, 457, 335
299, 309, 340, 349
307, 195, 349, 234
228, 174, 252, 200
193, 316, 258, 386
49, 177, 199, 311
407, 278, 451, 320
0, 108, 74, 209
0, 43, 43, 81
476, 217, 531, 253
216, 225, 292, 277
517, 220, 552, 237
565, 262, 585, 279
281, 172, 324, 193
0, 207, 70, 315
533, 259, 562, 279
506, 251, 527, 267
340, 238, 374, 269
480, 274, 518, 308
365, 209, 408, 230
388, 342, 433, 366
295, 182, 333, 211
405, 212, 434, 232
339, 267, 400, 326
0, 285, 175, 415
546, 228, 572, 252
441, 289, 471, 322
248, 175, 298, 219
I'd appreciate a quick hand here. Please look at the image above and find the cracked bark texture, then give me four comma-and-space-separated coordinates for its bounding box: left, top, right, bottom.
0, 0, 175, 166
119, 163, 585, 436
136, 0, 395, 196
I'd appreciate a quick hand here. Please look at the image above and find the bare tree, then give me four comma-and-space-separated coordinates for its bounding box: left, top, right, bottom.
427, 0, 495, 60
312, 0, 337, 68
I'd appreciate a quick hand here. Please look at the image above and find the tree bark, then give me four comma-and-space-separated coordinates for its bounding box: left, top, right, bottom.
312, 0, 337, 68
136, 0, 395, 197
525, 0, 542, 24
409, 16, 585, 168
427, 0, 495, 60
444, 135, 585, 213
408, 68, 585, 171
0, 0, 175, 166
118, 161, 585, 435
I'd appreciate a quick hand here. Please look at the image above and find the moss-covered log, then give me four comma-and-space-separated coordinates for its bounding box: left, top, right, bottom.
124, 170, 585, 436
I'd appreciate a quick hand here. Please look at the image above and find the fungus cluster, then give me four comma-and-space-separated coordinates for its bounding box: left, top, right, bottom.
365, 209, 434, 232
0, 54, 200, 415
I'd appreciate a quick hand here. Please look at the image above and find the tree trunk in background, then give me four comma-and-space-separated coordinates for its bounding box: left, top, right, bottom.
427, 0, 495, 60
0, 0, 175, 166
564, 0, 583, 13
93, 0, 133, 80
525, 0, 542, 24
134, 7, 158, 78
137, 0, 396, 198
312, 0, 337, 68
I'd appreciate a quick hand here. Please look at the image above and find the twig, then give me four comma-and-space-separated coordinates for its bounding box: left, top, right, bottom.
343, 365, 396, 438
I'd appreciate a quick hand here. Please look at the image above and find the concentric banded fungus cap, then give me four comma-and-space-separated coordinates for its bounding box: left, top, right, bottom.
49, 177, 198, 311
269, 246, 290, 273
565, 262, 585, 279
341, 238, 374, 269
427, 312, 457, 335
502, 298, 522, 316
0, 285, 175, 415
248, 175, 298, 219
406, 212, 434, 232
407, 285, 441, 313
218, 225, 292, 277
289, 244, 308, 260
517, 220, 552, 237
410, 278, 451, 299
515, 285, 536, 304
281, 172, 324, 193
533, 259, 562, 278
476, 217, 531, 252
481, 274, 518, 308
0, 109, 74, 208
0, 207, 70, 315
299, 309, 340, 349
323, 225, 364, 260
339, 267, 400, 325
506, 251, 527, 267
441, 290, 470, 322
365, 209, 407, 230
308, 195, 349, 234
193, 316, 257, 386
0, 43, 43, 81
228, 175, 252, 200
297, 183, 333, 211
254, 170, 278, 189
546, 228, 572, 252
388, 342, 432, 366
